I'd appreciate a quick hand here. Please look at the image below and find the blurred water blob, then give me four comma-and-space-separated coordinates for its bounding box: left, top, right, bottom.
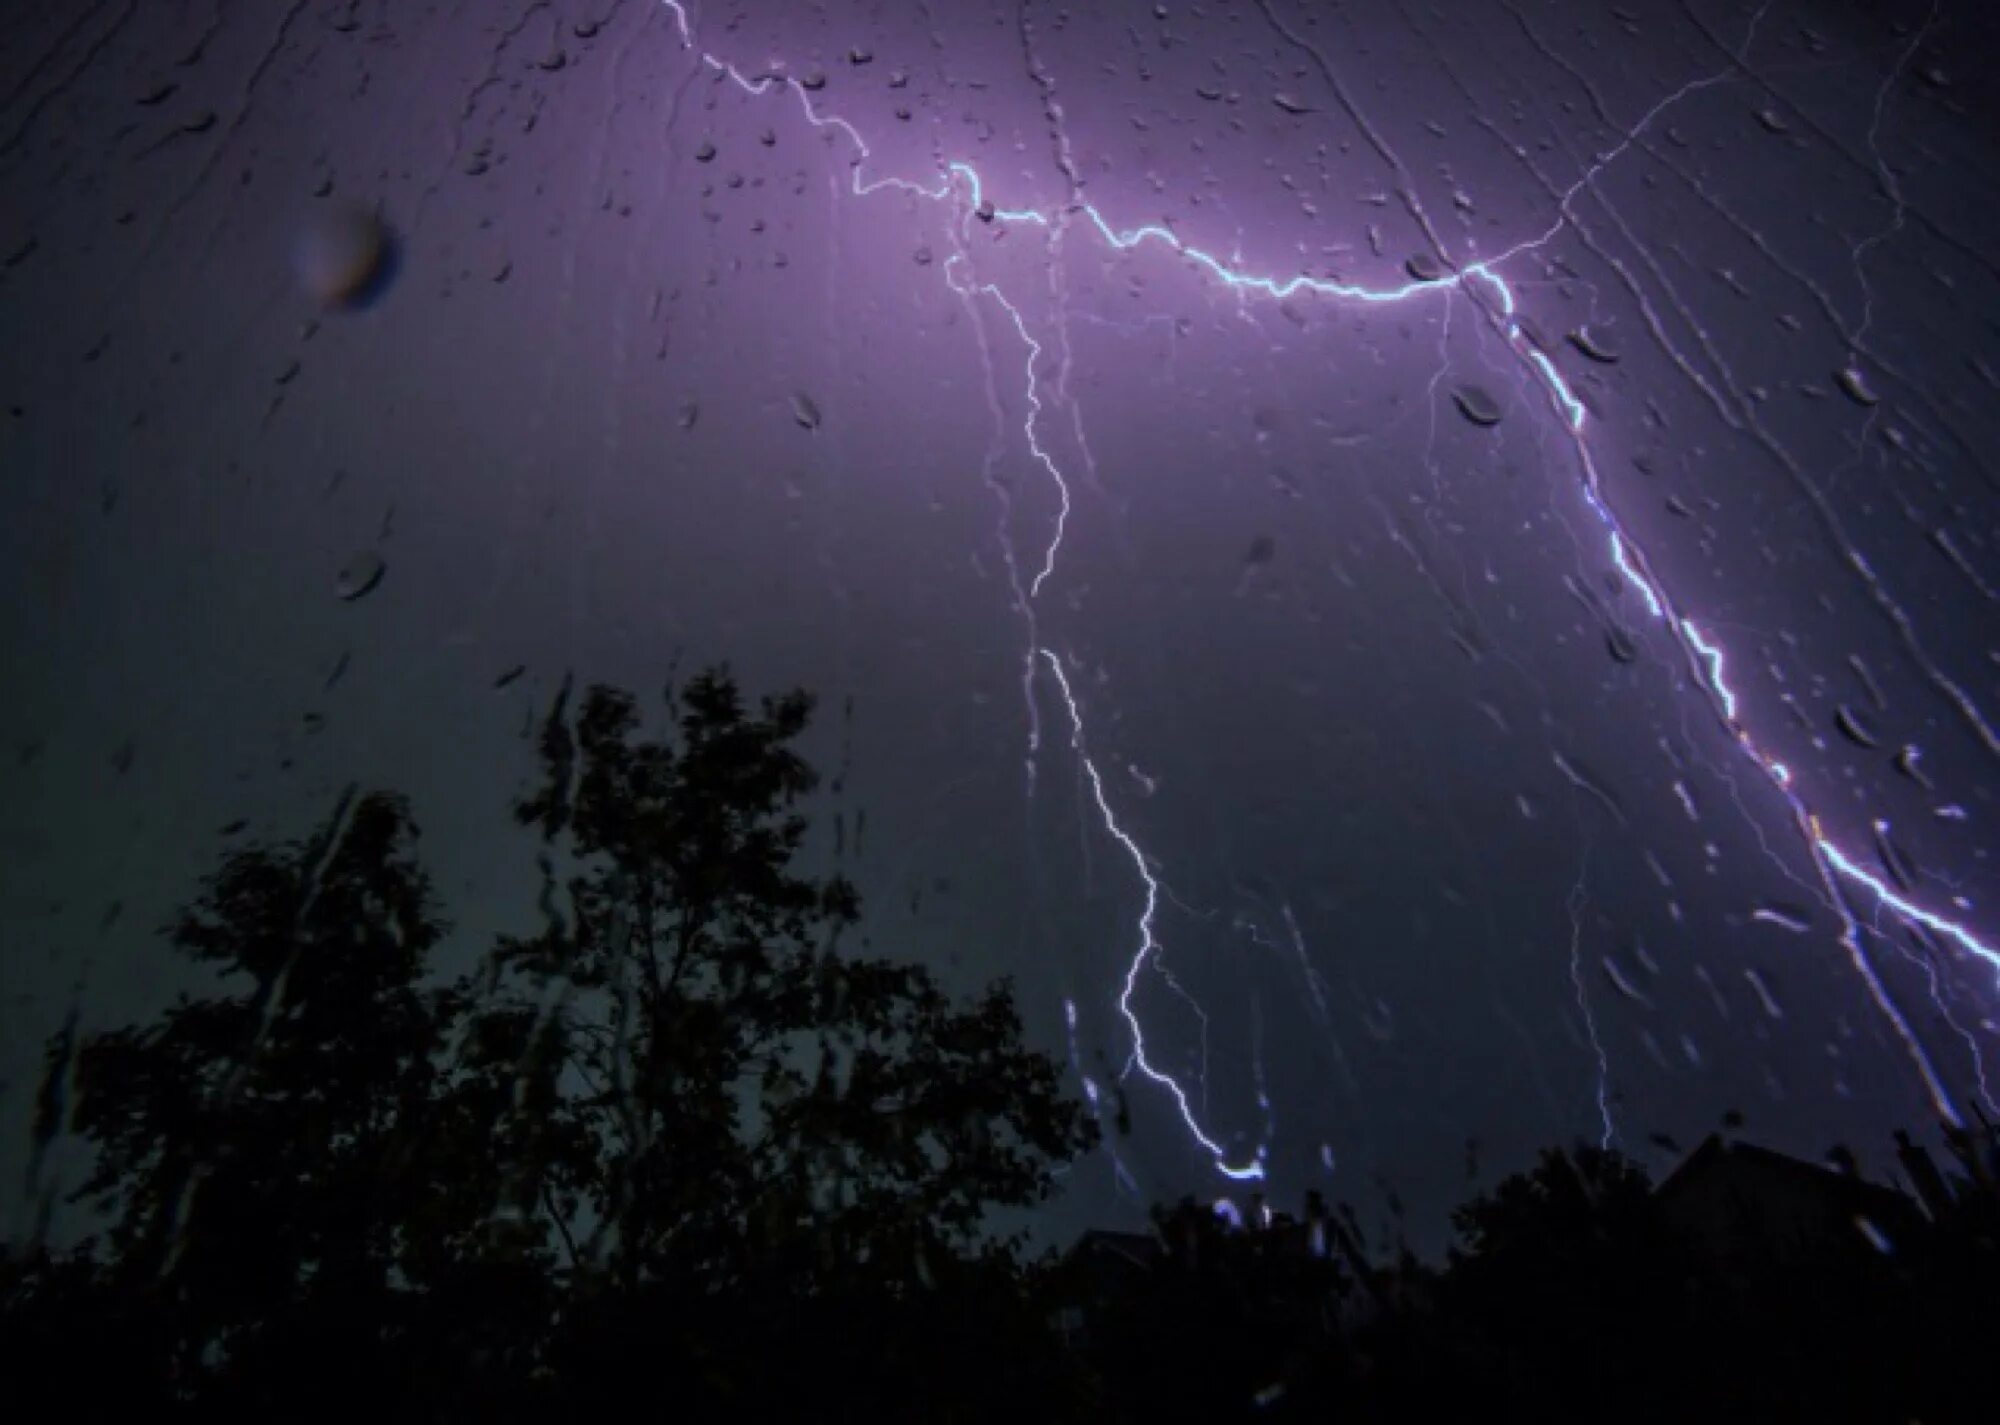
294, 202, 398, 309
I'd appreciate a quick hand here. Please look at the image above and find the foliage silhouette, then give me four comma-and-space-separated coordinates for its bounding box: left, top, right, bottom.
10, 671, 2000, 1422
6, 669, 1097, 1422
1070, 1193, 1356, 1421
10, 788, 486, 1416
467, 668, 1099, 1416
1053, 1133, 2000, 1425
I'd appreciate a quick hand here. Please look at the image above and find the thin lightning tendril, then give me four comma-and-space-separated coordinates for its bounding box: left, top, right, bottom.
658, 0, 1989, 1157
1042, 650, 1265, 1181
939, 258, 1071, 599
1564, 854, 1616, 1150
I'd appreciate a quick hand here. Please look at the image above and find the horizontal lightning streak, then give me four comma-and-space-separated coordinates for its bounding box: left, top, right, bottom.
657, 0, 1992, 1146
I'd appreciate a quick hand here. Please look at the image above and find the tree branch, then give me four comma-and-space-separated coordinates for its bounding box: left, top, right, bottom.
543, 1184, 582, 1275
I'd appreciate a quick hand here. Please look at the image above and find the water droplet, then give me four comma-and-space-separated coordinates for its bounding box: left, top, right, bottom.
1567, 325, 1619, 363
294, 203, 393, 309
1854, 1215, 1894, 1254
1834, 703, 1879, 748
1601, 956, 1651, 1005
791, 392, 822, 430
335, 551, 386, 601
1743, 968, 1784, 1019
1752, 903, 1812, 934
1874, 820, 1918, 893
694, 140, 717, 162
1835, 366, 1878, 406
1272, 92, 1314, 115
1405, 252, 1443, 282
1452, 384, 1502, 426
678, 401, 700, 431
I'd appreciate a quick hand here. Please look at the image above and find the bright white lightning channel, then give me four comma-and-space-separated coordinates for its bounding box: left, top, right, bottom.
657, 0, 1993, 1149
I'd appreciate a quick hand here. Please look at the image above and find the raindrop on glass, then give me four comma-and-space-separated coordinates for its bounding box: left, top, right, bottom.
294, 203, 391, 309
1452, 385, 1502, 427
1835, 366, 1879, 406
1834, 704, 1879, 748
335, 551, 386, 602
1567, 325, 1619, 363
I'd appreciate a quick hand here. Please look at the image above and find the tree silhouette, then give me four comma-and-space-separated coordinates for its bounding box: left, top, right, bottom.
1061, 1193, 1360, 1422
10, 668, 1099, 1420
1389, 1144, 1679, 1416
28, 665, 1994, 1421
15, 788, 474, 1414
467, 669, 1099, 1416
1448, 1141, 1656, 1260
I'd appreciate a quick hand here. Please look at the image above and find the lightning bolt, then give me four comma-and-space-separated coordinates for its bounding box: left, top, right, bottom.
657, 0, 1991, 1160
938, 257, 1071, 599
1564, 852, 1617, 1151
1042, 649, 1266, 1181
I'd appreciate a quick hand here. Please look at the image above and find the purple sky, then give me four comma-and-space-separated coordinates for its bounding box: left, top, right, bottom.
5, 0, 1999, 1246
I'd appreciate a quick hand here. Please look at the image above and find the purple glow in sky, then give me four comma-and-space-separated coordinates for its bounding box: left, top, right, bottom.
4, 0, 1999, 1240
657, 0, 1994, 1155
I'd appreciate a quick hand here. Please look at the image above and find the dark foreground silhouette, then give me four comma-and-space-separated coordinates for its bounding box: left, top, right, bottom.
5, 669, 1997, 1422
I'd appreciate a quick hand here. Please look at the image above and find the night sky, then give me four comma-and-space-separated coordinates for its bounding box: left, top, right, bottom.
5, 0, 1999, 1250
